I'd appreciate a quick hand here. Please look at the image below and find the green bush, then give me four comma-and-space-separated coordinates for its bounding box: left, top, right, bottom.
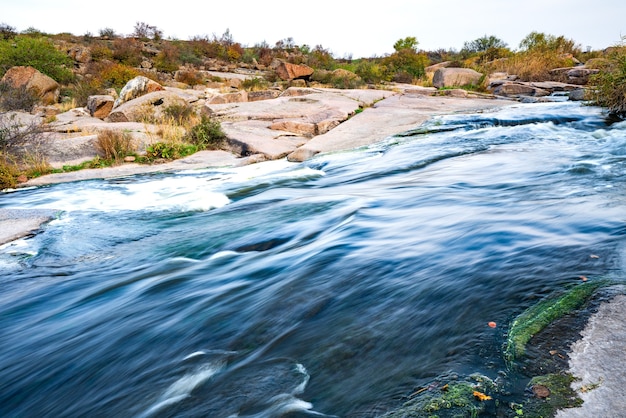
0, 35, 74, 83
185, 116, 226, 150
355, 60, 388, 84
590, 46, 626, 117
145, 142, 198, 160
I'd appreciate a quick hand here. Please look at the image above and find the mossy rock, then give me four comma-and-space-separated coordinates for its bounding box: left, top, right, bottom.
505, 281, 608, 364
381, 373, 497, 418
510, 373, 583, 417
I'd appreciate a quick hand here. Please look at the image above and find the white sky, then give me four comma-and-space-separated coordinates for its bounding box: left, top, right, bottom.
2, 0, 624, 58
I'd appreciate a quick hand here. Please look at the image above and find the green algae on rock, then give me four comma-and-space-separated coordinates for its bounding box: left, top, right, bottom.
381, 373, 497, 418
504, 281, 605, 364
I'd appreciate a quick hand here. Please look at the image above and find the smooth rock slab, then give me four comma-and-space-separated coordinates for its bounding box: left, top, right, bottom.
556, 292, 626, 418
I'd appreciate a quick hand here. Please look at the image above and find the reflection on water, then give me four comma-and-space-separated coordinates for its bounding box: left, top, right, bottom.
0, 102, 624, 417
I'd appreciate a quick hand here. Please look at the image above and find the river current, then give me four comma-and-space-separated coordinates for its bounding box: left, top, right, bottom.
1, 102, 625, 417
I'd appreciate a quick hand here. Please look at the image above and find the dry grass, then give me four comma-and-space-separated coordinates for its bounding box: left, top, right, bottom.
95, 129, 136, 161
481, 51, 576, 82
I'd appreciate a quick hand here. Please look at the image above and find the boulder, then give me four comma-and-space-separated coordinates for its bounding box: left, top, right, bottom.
433, 68, 483, 89
274, 61, 314, 80
86, 95, 115, 119
1, 66, 60, 105
106, 91, 187, 123
68, 46, 92, 63
569, 89, 588, 101
114, 76, 164, 108
425, 61, 452, 81
491, 82, 550, 97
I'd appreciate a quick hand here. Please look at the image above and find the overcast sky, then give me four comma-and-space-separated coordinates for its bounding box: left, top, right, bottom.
3, 0, 624, 58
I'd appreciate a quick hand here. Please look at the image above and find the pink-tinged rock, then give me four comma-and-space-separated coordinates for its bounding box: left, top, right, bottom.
1, 66, 60, 105
86, 95, 115, 119
274, 61, 314, 81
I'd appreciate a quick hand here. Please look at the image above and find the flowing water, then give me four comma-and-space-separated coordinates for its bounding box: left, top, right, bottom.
1, 102, 625, 417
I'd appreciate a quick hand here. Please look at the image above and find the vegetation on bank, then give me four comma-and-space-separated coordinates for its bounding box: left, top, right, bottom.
0, 21, 625, 189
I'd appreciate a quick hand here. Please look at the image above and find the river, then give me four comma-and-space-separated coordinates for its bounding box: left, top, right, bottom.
1, 101, 625, 417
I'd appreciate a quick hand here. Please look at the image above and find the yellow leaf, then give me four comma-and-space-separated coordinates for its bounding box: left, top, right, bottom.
473, 390, 492, 401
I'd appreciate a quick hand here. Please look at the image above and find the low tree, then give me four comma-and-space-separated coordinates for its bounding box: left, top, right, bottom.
0, 22, 17, 40
393, 36, 419, 53
519, 31, 580, 55
461, 35, 508, 56
384, 37, 429, 82
132, 22, 163, 41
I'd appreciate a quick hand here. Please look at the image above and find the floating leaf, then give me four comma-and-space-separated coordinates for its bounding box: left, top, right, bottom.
473, 390, 492, 401
488, 321, 497, 328
579, 275, 588, 282
590, 254, 600, 259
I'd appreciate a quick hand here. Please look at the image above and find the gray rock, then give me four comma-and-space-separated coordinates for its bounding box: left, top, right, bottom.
106, 91, 187, 123
433, 68, 483, 89
114, 76, 164, 108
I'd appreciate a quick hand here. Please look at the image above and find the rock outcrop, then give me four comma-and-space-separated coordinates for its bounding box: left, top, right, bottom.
433, 68, 483, 89
86, 95, 115, 119
274, 61, 314, 81
106, 90, 187, 122
0, 66, 60, 105
114, 76, 164, 108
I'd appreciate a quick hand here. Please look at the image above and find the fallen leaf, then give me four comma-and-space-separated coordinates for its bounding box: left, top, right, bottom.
441, 384, 449, 391
579, 275, 588, 282
549, 350, 558, 356
473, 391, 492, 401
590, 254, 600, 259
488, 321, 497, 328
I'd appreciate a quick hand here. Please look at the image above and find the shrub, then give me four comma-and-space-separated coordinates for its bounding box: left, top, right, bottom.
154, 43, 181, 72
175, 69, 204, 86
162, 103, 195, 125
482, 50, 575, 82
145, 141, 198, 160
132, 22, 162, 41
93, 62, 141, 90
0, 82, 40, 111
90, 42, 114, 61
0, 22, 17, 40
355, 60, 388, 84
0, 113, 48, 160
0, 159, 19, 189
111, 38, 143, 66
98, 28, 117, 39
0, 35, 74, 83
185, 115, 226, 150
241, 77, 270, 91
519, 31, 580, 55
590, 46, 626, 117
95, 129, 136, 162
